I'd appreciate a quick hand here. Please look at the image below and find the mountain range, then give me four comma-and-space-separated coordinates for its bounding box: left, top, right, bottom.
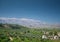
0, 17, 60, 28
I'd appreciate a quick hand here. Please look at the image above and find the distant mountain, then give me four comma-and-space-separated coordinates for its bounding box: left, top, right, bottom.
0, 17, 60, 28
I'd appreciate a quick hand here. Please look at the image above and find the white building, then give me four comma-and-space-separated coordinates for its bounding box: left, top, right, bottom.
53, 35, 59, 39
42, 35, 47, 39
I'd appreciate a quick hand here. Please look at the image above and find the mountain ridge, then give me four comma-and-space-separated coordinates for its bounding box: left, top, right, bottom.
0, 17, 60, 28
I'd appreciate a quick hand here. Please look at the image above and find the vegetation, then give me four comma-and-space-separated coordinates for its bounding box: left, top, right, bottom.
0, 23, 60, 42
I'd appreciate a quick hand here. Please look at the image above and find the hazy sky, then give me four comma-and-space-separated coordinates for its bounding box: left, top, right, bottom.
0, 0, 60, 24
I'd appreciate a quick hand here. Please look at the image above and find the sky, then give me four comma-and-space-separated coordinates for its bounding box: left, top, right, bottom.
0, 0, 60, 24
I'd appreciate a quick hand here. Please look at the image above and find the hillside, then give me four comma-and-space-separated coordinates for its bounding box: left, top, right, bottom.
0, 23, 60, 42
0, 23, 29, 30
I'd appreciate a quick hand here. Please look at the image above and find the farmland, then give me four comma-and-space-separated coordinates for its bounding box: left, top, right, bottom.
0, 24, 60, 42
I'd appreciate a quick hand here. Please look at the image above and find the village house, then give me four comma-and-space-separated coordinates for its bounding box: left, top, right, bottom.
42, 31, 60, 40
48, 36, 54, 40
42, 35, 47, 39
53, 35, 59, 39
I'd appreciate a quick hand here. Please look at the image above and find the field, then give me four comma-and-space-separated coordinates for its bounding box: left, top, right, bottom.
0, 24, 60, 42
